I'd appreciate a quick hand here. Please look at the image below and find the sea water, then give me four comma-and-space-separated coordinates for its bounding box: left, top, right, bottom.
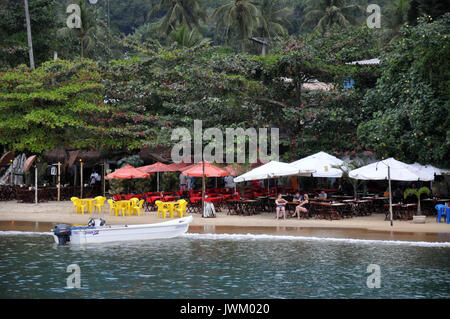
0, 231, 449, 299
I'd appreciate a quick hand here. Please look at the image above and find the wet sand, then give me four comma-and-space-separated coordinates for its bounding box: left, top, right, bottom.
0, 200, 449, 242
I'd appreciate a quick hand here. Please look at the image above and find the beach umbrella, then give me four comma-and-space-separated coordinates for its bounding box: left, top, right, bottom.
290, 151, 346, 178
182, 162, 229, 213
105, 164, 150, 179
349, 158, 434, 226
137, 162, 170, 192
233, 161, 299, 182
165, 162, 193, 172
0, 151, 15, 170
410, 163, 449, 177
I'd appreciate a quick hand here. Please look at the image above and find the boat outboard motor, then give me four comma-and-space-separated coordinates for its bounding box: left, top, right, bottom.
88, 218, 106, 227
53, 224, 71, 245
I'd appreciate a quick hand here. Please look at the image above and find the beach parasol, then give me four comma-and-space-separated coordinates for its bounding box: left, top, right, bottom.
182, 162, 229, 214
165, 162, 193, 172
290, 151, 346, 178
137, 162, 170, 192
105, 164, 150, 179
0, 151, 15, 169
349, 157, 434, 226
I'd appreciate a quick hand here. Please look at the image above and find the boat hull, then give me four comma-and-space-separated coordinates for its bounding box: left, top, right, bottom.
52, 216, 193, 245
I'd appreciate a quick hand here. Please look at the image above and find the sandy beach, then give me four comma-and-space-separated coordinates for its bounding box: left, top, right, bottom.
1, 201, 449, 241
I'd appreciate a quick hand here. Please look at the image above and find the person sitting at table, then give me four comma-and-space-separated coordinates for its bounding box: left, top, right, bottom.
275, 193, 288, 220
292, 194, 309, 219
317, 190, 327, 200
292, 191, 303, 203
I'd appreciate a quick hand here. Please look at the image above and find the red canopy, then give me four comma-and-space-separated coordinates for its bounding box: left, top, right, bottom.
165, 162, 193, 172
137, 162, 170, 173
224, 164, 245, 176
106, 164, 150, 179
181, 162, 229, 177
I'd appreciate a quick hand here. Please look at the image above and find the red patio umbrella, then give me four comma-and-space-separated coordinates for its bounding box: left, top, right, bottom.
137, 162, 170, 192
106, 164, 150, 179
182, 162, 228, 214
165, 162, 193, 172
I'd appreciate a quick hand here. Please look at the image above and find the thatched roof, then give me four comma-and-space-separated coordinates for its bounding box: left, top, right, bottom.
43, 148, 67, 163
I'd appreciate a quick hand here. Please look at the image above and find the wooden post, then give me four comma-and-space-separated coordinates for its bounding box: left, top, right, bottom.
103, 161, 106, 197
57, 162, 61, 201
80, 160, 83, 198
202, 161, 205, 215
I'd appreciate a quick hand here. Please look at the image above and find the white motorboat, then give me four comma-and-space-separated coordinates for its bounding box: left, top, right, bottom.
51, 215, 193, 245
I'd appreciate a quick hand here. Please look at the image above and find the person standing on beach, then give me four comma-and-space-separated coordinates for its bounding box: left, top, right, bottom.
275, 194, 287, 220
179, 173, 187, 191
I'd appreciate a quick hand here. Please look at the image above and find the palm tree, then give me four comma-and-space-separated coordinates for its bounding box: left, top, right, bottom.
385, 0, 409, 41
148, 0, 207, 35
58, 0, 99, 58
302, 0, 366, 33
213, 0, 260, 51
170, 24, 209, 47
403, 186, 431, 215
257, 0, 293, 38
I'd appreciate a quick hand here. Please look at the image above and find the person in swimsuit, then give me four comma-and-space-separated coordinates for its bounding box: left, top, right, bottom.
275, 193, 288, 220
293, 194, 309, 219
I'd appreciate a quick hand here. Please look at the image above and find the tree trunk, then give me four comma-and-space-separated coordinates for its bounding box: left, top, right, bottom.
24, 0, 35, 69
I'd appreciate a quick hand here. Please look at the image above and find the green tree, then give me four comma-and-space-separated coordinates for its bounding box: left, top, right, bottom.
256, 0, 293, 38
148, 0, 207, 35
403, 186, 431, 214
213, 0, 260, 51
302, 0, 365, 33
358, 14, 450, 168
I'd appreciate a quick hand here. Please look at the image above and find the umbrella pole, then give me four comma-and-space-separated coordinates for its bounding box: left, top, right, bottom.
202, 161, 205, 216
388, 165, 393, 227
103, 161, 106, 197
157, 172, 159, 192
57, 162, 61, 201
35, 165, 38, 204
80, 162, 83, 198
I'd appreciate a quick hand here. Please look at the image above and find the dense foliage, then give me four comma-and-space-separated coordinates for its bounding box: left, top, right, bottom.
0, 0, 449, 170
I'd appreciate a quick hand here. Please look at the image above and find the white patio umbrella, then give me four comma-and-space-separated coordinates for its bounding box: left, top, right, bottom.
349, 157, 434, 226
233, 161, 299, 183
290, 151, 347, 178
410, 163, 449, 177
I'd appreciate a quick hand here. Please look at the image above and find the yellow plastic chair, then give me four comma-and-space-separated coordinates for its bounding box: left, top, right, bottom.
131, 199, 144, 216
155, 200, 170, 219
93, 196, 107, 213
107, 199, 119, 216
71, 197, 86, 215
174, 199, 188, 218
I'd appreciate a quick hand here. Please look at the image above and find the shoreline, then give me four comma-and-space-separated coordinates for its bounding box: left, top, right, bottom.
0, 201, 449, 242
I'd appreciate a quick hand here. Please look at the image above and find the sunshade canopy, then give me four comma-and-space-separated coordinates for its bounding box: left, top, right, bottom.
233, 161, 299, 183
290, 151, 346, 178
410, 163, 448, 177
137, 162, 170, 173
165, 162, 193, 172
181, 162, 229, 178
106, 164, 150, 179
349, 158, 434, 181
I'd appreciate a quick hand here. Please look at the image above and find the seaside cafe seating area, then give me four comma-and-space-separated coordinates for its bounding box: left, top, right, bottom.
70, 183, 450, 223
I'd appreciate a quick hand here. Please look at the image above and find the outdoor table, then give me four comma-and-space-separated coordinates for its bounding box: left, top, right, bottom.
310, 201, 340, 220
384, 203, 403, 220
161, 201, 178, 218
331, 202, 352, 218
401, 203, 417, 221
162, 196, 177, 202
241, 199, 259, 215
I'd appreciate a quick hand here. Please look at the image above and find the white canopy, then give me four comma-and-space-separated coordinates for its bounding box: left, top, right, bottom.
349, 158, 434, 181
290, 151, 347, 178
233, 161, 299, 183
410, 163, 448, 177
